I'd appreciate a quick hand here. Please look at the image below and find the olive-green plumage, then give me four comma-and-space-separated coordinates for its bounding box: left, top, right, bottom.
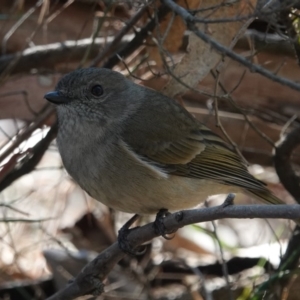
44, 68, 284, 215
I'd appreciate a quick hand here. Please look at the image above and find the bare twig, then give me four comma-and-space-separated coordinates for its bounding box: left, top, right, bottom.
211, 70, 276, 147
2, 0, 44, 55
212, 70, 248, 164
91, 4, 149, 66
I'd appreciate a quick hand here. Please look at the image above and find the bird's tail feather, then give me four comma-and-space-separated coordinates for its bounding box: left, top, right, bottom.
248, 189, 285, 205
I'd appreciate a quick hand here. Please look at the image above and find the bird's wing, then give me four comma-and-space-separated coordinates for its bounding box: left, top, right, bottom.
122, 92, 207, 165
122, 89, 285, 205
175, 142, 267, 191
122, 90, 269, 193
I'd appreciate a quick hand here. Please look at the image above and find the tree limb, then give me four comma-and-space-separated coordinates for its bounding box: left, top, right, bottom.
0, 36, 133, 76
271, 127, 300, 296
47, 200, 300, 300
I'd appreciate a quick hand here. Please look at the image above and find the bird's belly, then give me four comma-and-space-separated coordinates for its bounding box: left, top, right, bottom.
88, 174, 238, 215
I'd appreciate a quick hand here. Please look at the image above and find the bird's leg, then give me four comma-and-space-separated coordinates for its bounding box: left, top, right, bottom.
118, 214, 146, 256
153, 208, 177, 239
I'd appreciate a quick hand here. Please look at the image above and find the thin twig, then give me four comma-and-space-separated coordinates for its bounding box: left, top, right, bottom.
91, 4, 149, 66
212, 70, 248, 164
103, 4, 171, 68
210, 70, 276, 147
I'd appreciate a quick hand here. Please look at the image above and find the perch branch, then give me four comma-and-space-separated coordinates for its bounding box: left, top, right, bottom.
47, 200, 300, 300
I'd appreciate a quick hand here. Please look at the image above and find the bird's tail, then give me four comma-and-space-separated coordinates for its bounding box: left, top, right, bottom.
248, 188, 285, 205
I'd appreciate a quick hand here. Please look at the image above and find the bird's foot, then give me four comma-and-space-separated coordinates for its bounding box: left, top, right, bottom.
118, 214, 146, 256
154, 208, 176, 240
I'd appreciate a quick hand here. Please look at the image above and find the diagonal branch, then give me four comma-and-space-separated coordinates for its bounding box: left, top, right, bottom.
103, 4, 171, 69
0, 122, 58, 192
161, 0, 300, 92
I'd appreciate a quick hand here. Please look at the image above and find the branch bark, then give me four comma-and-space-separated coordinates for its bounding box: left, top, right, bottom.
47, 199, 300, 300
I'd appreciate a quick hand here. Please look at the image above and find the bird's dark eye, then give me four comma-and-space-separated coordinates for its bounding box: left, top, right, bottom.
91, 85, 103, 97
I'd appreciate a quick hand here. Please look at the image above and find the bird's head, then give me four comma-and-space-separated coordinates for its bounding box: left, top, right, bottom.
44, 68, 143, 125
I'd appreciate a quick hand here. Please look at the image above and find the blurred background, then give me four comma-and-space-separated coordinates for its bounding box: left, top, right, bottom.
0, 0, 300, 299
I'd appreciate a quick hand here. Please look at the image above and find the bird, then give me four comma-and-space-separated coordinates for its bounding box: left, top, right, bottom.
44, 67, 285, 217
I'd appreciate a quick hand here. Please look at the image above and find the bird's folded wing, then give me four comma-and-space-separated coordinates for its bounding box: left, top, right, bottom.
122, 94, 208, 165
122, 95, 267, 192
174, 142, 267, 191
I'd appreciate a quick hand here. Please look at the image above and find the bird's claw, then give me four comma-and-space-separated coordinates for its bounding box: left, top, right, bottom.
118, 214, 146, 256
154, 208, 176, 239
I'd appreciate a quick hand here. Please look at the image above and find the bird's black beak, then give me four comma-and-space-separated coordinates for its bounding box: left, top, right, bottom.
44, 91, 70, 105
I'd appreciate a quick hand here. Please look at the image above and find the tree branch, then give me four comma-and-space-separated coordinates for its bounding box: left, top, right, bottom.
274, 127, 300, 202
161, 0, 300, 93
0, 122, 58, 192
271, 127, 300, 295
91, 4, 149, 67
0, 36, 133, 76
103, 4, 171, 69
47, 200, 300, 300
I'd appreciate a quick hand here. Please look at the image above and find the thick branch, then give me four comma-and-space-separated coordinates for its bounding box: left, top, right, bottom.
47, 201, 300, 300
273, 127, 300, 288
0, 36, 133, 76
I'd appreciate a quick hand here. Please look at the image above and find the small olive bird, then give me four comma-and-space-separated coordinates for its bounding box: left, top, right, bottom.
44, 68, 285, 217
